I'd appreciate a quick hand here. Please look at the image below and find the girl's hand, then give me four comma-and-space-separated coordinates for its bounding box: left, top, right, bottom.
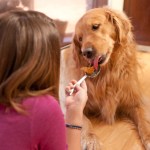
65, 80, 88, 125
65, 80, 88, 111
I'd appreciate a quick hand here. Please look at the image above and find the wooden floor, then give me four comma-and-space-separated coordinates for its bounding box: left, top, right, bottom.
91, 51, 150, 150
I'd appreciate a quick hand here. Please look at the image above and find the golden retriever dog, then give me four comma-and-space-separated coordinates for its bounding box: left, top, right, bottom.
59, 7, 150, 150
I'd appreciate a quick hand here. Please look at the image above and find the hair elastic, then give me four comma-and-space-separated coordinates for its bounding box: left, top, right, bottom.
66, 123, 82, 130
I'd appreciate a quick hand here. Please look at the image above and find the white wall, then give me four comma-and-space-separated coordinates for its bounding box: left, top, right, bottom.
108, 0, 124, 10
34, 0, 87, 33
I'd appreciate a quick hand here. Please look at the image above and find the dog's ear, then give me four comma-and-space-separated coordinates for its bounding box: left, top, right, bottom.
105, 9, 134, 45
72, 34, 82, 67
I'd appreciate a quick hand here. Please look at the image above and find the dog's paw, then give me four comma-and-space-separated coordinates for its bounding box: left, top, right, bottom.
81, 133, 101, 150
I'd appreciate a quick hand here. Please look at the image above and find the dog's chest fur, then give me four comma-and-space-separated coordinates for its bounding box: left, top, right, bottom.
82, 55, 141, 124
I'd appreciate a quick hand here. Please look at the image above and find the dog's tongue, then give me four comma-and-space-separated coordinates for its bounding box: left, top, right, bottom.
93, 56, 100, 70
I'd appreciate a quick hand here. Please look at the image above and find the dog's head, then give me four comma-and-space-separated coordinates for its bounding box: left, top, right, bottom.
73, 7, 133, 69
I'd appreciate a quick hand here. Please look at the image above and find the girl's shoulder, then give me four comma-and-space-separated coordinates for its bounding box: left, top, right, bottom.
23, 95, 61, 114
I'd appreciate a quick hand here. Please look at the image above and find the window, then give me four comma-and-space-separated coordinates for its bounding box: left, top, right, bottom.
0, 0, 107, 47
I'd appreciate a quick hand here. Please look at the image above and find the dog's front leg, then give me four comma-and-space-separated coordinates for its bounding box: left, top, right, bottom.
130, 105, 150, 150
81, 115, 101, 150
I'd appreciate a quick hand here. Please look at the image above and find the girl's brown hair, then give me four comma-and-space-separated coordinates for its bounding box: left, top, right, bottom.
0, 10, 60, 111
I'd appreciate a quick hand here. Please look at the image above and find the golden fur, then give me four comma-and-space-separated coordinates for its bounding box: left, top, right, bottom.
60, 7, 150, 150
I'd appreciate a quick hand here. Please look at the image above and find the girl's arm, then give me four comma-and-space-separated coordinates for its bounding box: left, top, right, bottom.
65, 80, 88, 150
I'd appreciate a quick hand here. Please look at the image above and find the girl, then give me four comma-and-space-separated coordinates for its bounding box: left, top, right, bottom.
0, 10, 87, 150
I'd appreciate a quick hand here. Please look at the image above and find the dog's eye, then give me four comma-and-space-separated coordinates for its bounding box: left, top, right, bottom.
79, 37, 82, 42
92, 24, 100, 31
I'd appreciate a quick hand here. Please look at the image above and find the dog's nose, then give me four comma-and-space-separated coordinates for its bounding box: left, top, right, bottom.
82, 48, 94, 59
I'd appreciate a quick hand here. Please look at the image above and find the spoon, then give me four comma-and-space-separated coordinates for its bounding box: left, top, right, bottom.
68, 66, 101, 95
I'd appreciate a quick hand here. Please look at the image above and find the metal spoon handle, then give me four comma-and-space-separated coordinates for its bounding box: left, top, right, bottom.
69, 74, 87, 95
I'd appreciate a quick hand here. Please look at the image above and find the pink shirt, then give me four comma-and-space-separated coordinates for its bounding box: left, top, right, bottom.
0, 95, 67, 150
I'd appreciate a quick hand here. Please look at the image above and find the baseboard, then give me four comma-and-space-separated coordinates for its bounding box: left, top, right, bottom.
137, 45, 150, 52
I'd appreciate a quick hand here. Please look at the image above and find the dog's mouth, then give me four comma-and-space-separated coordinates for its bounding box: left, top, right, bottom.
81, 54, 107, 77
89, 54, 107, 70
